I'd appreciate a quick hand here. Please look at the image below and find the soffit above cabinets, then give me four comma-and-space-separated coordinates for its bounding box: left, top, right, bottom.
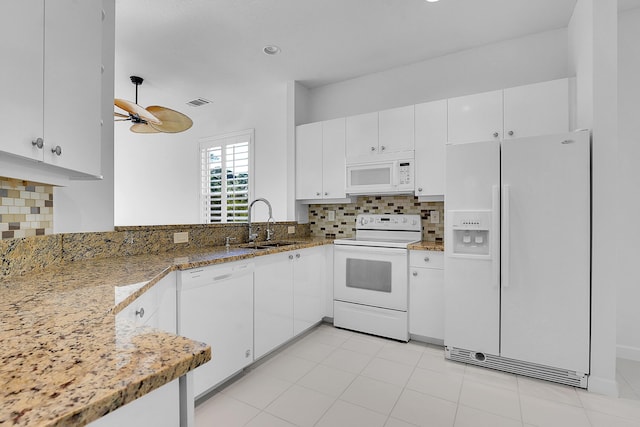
115, 0, 579, 112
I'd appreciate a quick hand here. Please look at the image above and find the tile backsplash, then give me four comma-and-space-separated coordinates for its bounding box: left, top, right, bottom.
309, 195, 444, 242
0, 177, 54, 239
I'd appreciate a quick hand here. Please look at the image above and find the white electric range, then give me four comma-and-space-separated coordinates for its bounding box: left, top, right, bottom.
333, 214, 422, 341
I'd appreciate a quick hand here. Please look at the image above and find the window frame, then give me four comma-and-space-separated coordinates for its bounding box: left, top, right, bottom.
199, 129, 254, 224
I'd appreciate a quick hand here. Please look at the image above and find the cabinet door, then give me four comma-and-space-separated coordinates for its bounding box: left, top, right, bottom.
414, 100, 447, 198
254, 252, 294, 359
409, 267, 444, 341
44, 0, 102, 176
293, 246, 325, 335
322, 118, 346, 199
0, 0, 44, 161
296, 122, 323, 199
378, 105, 414, 154
503, 78, 569, 139
447, 90, 503, 144
346, 111, 378, 159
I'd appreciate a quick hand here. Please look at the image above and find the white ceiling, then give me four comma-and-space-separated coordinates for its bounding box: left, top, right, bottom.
114, 0, 640, 115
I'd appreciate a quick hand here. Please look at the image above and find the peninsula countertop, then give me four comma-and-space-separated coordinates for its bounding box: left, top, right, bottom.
0, 238, 330, 426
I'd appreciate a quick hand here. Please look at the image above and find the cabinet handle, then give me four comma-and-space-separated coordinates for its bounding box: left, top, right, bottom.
324, 192, 328, 196
380, 145, 386, 151
492, 132, 499, 138
370, 146, 376, 152
412, 271, 418, 277
316, 192, 321, 196
508, 130, 514, 136
32, 138, 44, 149
135, 307, 145, 318
417, 187, 423, 192
289, 254, 294, 260
295, 253, 301, 259
51, 145, 62, 156
424, 256, 430, 262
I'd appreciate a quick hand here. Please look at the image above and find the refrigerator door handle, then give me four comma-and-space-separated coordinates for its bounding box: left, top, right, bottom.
502, 185, 510, 288
492, 185, 500, 289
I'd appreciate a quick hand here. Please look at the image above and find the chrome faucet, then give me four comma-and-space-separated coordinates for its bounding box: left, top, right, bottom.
248, 198, 274, 242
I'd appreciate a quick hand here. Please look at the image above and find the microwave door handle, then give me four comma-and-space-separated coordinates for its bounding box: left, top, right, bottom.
391, 161, 398, 187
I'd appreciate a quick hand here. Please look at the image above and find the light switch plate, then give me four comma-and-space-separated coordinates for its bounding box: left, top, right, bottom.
174, 232, 189, 243
287, 226, 296, 234
431, 210, 440, 224
328, 211, 336, 221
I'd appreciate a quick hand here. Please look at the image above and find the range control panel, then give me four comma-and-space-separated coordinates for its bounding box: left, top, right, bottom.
356, 214, 421, 231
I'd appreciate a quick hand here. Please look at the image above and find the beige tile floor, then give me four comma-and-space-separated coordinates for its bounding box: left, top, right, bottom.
195, 324, 640, 427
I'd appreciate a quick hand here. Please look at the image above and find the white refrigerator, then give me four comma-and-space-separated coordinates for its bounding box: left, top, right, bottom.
444, 130, 590, 388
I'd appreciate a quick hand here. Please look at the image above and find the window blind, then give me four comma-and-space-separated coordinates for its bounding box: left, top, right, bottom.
200, 131, 252, 223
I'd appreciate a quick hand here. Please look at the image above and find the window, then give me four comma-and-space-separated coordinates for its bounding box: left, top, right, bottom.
200, 130, 253, 223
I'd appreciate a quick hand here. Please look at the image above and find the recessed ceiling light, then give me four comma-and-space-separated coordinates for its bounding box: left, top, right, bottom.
263, 45, 281, 55
426, 0, 440, 2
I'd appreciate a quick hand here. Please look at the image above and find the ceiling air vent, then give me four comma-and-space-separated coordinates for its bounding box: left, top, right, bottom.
186, 98, 212, 107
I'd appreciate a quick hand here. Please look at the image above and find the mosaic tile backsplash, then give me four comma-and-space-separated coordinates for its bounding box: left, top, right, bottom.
309, 195, 444, 241
0, 177, 53, 239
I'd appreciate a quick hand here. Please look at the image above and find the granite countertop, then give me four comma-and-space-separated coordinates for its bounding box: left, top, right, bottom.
408, 241, 445, 251
0, 238, 330, 426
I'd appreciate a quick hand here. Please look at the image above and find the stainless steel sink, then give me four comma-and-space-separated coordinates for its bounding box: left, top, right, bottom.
241, 241, 298, 250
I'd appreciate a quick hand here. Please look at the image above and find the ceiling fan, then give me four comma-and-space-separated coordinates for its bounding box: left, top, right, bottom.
114, 76, 193, 134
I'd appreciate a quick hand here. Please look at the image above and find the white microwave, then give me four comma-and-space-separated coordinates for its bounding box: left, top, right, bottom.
345, 158, 414, 195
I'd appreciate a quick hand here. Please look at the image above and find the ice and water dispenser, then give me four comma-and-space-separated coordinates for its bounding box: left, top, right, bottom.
449, 211, 492, 257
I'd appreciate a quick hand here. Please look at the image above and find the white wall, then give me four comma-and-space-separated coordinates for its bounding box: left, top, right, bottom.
617, 8, 640, 362
306, 28, 569, 122
114, 83, 289, 225
569, 0, 619, 396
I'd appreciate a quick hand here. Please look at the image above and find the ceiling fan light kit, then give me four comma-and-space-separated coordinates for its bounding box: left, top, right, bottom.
114, 75, 193, 134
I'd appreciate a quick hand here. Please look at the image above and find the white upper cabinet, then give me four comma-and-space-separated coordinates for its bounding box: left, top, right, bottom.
414, 100, 447, 198
448, 78, 570, 145
378, 105, 415, 154
346, 106, 415, 160
296, 118, 346, 201
447, 90, 503, 144
503, 78, 569, 139
43, 0, 103, 176
0, 1, 45, 162
296, 122, 323, 199
0, 0, 103, 178
322, 118, 347, 199
346, 111, 378, 159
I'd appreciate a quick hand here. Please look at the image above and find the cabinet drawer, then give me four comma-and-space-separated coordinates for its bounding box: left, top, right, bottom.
118, 285, 160, 327
409, 250, 444, 269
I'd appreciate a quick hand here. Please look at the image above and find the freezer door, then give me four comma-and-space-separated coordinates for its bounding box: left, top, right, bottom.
500, 131, 590, 373
444, 141, 501, 355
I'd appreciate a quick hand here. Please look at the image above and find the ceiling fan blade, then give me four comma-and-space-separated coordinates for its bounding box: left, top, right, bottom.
130, 123, 161, 133
114, 111, 129, 118
115, 98, 163, 125
146, 105, 193, 133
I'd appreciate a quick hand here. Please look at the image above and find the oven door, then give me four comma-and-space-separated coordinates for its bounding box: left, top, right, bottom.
334, 244, 408, 311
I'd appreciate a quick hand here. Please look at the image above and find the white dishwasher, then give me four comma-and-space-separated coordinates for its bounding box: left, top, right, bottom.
178, 260, 254, 398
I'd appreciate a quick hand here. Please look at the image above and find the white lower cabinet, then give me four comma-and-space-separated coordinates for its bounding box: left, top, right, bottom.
90, 272, 180, 427
409, 251, 445, 342
254, 252, 294, 359
254, 246, 325, 359
293, 246, 326, 335
178, 261, 254, 398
